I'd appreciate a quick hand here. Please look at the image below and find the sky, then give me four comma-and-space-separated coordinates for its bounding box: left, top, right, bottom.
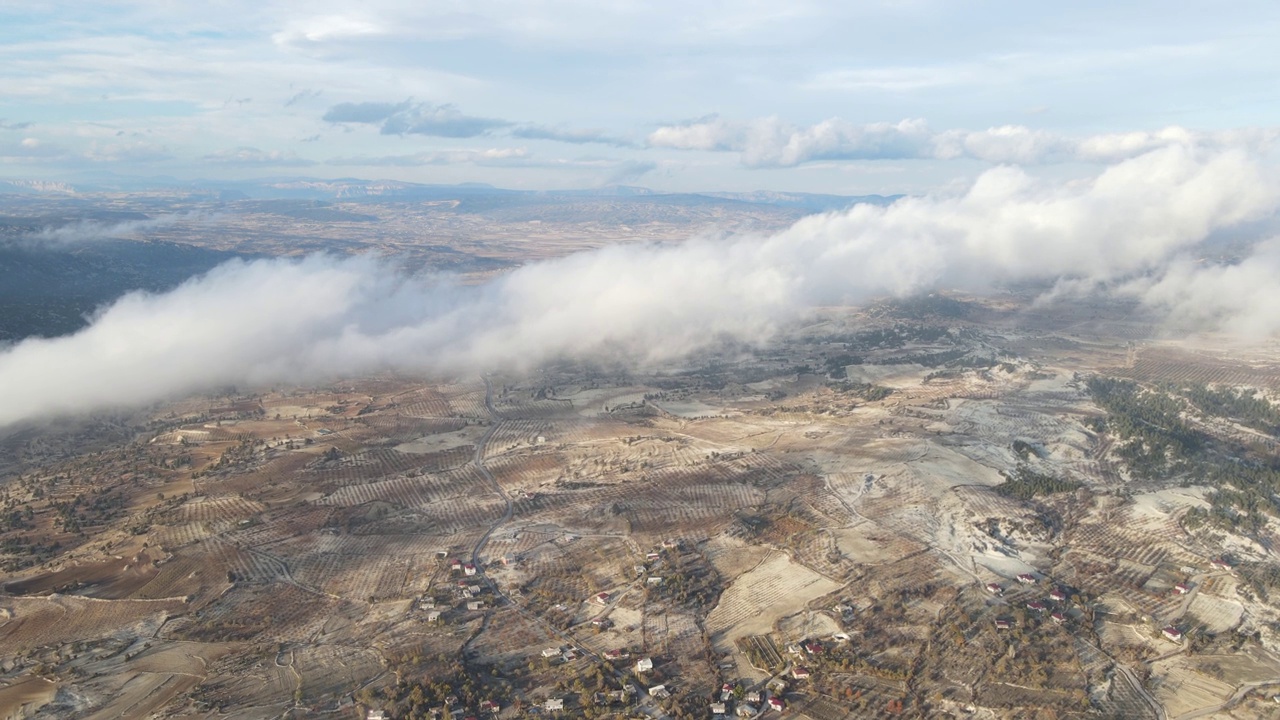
1, 1, 1279, 193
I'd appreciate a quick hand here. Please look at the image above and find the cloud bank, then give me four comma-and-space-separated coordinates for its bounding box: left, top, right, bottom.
18, 214, 202, 248
648, 115, 1280, 167
1, 145, 1277, 428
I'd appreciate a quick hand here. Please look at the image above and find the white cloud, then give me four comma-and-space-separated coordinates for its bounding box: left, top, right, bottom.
272, 14, 387, 47
646, 116, 743, 152
2, 145, 1276, 427
1133, 253, 1278, 334
649, 115, 1280, 168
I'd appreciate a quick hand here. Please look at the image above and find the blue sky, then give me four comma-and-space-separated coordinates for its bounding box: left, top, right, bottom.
1, 1, 1277, 193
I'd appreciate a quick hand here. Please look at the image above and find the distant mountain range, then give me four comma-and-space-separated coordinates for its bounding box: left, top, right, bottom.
0, 175, 901, 212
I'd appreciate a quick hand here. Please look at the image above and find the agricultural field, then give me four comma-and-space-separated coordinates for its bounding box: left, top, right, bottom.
5, 296, 1280, 718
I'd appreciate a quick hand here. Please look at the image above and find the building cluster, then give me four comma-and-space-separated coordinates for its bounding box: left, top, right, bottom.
989, 576, 1079, 632
704, 679, 788, 718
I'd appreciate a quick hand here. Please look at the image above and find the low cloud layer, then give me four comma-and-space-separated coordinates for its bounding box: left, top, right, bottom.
648, 115, 1280, 167
1, 145, 1278, 428
17, 214, 202, 248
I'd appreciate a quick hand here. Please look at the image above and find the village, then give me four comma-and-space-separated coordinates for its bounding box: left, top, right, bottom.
4, 297, 1280, 719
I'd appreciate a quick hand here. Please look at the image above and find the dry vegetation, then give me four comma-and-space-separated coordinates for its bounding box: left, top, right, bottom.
5, 290, 1280, 719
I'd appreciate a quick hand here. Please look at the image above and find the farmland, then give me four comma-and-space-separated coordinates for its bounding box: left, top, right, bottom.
5, 291, 1280, 718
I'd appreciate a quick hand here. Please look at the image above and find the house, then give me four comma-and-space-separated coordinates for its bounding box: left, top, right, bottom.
803, 641, 824, 655
1027, 600, 1047, 613
367, 711, 388, 720
994, 618, 1013, 630
544, 698, 564, 711
542, 647, 561, 658
662, 538, 680, 549
467, 600, 484, 611
636, 658, 654, 673
792, 666, 811, 680
1016, 573, 1038, 585
647, 576, 664, 585
591, 617, 611, 628
426, 610, 442, 622
605, 648, 629, 660
479, 700, 500, 714
768, 696, 785, 711
1211, 558, 1232, 571
646, 552, 662, 561
450, 559, 462, 572
594, 592, 611, 605
1051, 612, 1066, 624
1049, 587, 1067, 602
985, 582, 1003, 595
649, 684, 670, 698
1174, 582, 1192, 595
711, 702, 727, 715
738, 705, 760, 717
745, 690, 762, 704
561, 649, 578, 661
1163, 626, 1184, 643
463, 563, 477, 576
605, 689, 631, 703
